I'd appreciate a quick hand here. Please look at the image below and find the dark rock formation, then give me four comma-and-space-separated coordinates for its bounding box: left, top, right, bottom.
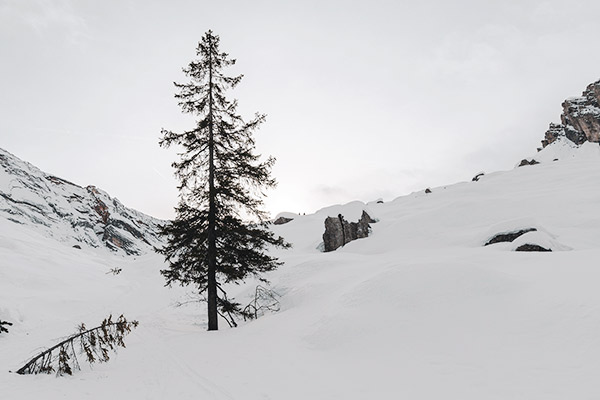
472, 172, 484, 182
484, 228, 537, 246
518, 159, 540, 167
322, 211, 374, 252
273, 216, 293, 225
363, 212, 377, 224
323, 215, 345, 252
515, 244, 551, 252
543, 123, 587, 148
425, 188, 432, 194
542, 80, 600, 148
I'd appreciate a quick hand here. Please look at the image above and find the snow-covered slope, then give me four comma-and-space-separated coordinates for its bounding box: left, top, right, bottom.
0, 148, 163, 255
2, 141, 600, 399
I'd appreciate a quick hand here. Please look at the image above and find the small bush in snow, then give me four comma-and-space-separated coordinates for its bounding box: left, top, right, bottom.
0, 319, 13, 334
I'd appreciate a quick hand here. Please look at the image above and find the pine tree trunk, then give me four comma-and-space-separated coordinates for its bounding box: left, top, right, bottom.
206, 39, 218, 331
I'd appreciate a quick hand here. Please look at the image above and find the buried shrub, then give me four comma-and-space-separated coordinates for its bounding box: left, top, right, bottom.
242, 285, 281, 321
16, 314, 138, 376
1, 319, 12, 334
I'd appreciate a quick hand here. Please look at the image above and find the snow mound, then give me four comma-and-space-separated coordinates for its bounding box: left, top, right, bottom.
526, 136, 600, 165
510, 229, 572, 252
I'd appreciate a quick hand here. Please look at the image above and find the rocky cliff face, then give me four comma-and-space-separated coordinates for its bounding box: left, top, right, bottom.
542, 80, 600, 148
322, 211, 375, 252
0, 148, 163, 255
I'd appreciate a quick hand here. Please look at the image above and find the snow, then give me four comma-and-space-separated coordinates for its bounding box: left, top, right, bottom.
533, 136, 600, 164
3, 141, 600, 399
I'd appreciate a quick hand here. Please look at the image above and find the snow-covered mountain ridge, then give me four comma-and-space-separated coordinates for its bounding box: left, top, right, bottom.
0, 147, 163, 255
277, 138, 600, 253
2, 138, 600, 399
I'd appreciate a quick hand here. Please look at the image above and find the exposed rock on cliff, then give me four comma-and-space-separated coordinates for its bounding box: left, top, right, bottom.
273, 216, 293, 225
518, 159, 540, 167
484, 228, 537, 246
322, 210, 375, 252
0, 148, 163, 255
515, 244, 551, 252
542, 80, 600, 148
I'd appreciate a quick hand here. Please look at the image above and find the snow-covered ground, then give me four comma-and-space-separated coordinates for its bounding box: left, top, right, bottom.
2, 139, 600, 399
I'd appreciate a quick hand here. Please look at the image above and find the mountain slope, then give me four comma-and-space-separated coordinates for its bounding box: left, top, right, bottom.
2, 142, 600, 399
0, 148, 162, 255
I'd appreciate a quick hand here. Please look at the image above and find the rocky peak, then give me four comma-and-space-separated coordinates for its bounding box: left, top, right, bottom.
0, 148, 164, 255
542, 80, 600, 148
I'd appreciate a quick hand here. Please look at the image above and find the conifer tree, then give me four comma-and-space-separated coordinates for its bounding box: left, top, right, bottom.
158, 30, 289, 331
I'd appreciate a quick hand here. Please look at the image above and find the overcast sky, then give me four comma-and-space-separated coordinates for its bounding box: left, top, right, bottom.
2, 0, 600, 220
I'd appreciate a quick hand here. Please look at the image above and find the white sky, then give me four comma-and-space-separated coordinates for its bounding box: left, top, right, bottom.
2, 0, 600, 220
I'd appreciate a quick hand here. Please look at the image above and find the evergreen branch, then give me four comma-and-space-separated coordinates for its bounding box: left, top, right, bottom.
16, 315, 138, 376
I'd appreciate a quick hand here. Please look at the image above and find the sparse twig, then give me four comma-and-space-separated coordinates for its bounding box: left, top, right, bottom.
242, 286, 281, 321
175, 291, 239, 328
174, 285, 281, 328
105, 267, 122, 275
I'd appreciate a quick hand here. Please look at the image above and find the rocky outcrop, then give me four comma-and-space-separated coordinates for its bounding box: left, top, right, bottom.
484, 228, 537, 246
472, 172, 484, 182
322, 211, 375, 252
543, 123, 587, 148
515, 244, 551, 252
0, 148, 163, 255
273, 216, 293, 225
542, 80, 600, 148
518, 159, 540, 167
